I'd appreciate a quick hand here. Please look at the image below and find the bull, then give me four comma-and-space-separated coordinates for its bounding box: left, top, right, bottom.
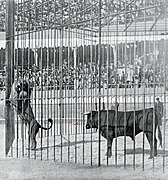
85, 108, 162, 159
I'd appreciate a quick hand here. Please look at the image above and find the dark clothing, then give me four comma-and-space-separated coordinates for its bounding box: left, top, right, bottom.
155, 101, 163, 125
111, 102, 119, 111
155, 101, 163, 117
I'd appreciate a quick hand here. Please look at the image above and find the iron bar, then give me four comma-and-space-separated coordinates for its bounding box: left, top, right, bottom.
163, 0, 167, 172
98, 0, 102, 167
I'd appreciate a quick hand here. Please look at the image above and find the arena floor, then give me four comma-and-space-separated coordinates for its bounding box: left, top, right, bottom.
10, 123, 168, 167
1, 87, 168, 179
1, 123, 168, 180
1, 157, 168, 180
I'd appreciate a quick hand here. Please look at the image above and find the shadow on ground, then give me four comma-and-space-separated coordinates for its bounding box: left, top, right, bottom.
35, 139, 105, 151
126, 148, 168, 157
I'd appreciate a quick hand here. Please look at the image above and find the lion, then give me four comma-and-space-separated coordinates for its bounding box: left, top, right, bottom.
9, 79, 53, 150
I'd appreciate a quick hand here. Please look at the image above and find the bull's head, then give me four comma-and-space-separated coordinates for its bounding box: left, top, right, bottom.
84, 111, 98, 129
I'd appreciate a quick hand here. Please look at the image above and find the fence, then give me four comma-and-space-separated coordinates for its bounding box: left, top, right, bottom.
5, 0, 168, 171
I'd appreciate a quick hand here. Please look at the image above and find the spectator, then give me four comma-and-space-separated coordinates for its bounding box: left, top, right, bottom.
155, 97, 163, 125
121, 71, 125, 84
111, 101, 119, 111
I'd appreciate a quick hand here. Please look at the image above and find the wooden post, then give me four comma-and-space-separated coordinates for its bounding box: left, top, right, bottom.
5, 0, 15, 156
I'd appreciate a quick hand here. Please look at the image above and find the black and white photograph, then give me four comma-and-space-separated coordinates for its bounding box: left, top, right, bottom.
1, 0, 168, 179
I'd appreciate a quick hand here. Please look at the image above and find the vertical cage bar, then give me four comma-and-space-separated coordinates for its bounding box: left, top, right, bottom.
90, 3, 94, 166
15, 0, 19, 159
142, 0, 147, 170
53, 0, 56, 162
46, 0, 50, 160
124, 0, 127, 169
20, 0, 25, 158
152, 0, 157, 170
98, 0, 102, 167
74, 1, 78, 164
27, 0, 31, 159
163, 0, 167, 173
114, 4, 119, 168
67, 0, 71, 163
40, 0, 44, 161
82, 0, 86, 165
33, 0, 37, 160
133, 0, 137, 169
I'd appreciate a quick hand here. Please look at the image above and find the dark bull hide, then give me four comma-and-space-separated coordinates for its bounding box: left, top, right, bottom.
85, 108, 162, 159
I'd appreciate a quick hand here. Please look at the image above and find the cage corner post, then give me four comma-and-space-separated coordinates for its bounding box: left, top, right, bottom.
5, 0, 15, 157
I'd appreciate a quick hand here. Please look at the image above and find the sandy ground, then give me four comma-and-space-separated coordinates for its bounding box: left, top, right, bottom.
0, 124, 4, 158
1, 87, 168, 180
1, 157, 168, 180
1, 123, 168, 180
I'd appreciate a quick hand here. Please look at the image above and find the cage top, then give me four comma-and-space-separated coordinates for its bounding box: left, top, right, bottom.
2, 0, 168, 34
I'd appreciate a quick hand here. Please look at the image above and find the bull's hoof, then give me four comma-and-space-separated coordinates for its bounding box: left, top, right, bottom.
105, 152, 112, 158
148, 156, 153, 159
148, 154, 157, 159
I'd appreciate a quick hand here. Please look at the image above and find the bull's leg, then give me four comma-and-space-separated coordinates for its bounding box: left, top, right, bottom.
101, 128, 114, 157
145, 132, 157, 159
106, 138, 113, 157
158, 126, 162, 148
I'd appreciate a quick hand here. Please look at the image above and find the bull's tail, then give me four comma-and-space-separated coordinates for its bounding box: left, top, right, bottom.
154, 110, 163, 148
158, 125, 162, 148
37, 118, 53, 130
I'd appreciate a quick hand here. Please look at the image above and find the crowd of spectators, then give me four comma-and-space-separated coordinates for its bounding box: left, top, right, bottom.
0, 37, 165, 90
0, 1, 166, 90
15, 57, 164, 91
0, 0, 166, 31
0, 1, 5, 31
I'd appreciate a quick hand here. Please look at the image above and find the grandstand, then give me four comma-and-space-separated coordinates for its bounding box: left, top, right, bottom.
0, 0, 166, 32
0, 0, 167, 78
0, 1, 5, 32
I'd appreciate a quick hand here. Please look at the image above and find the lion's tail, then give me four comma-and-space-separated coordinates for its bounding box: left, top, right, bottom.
38, 118, 53, 130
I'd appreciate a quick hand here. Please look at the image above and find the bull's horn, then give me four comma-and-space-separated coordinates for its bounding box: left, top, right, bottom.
83, 112, 90, 115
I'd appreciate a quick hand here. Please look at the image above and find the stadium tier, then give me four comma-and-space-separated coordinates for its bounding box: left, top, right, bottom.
0, 0, 166, 32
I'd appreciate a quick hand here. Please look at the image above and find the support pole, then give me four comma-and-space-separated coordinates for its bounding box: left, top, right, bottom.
5, 0, 15, 156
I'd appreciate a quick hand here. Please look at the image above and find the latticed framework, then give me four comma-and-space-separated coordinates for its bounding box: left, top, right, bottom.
5, 0, 168, 171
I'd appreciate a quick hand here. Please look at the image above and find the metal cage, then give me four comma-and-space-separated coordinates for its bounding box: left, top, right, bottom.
4, 0, 168, 171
